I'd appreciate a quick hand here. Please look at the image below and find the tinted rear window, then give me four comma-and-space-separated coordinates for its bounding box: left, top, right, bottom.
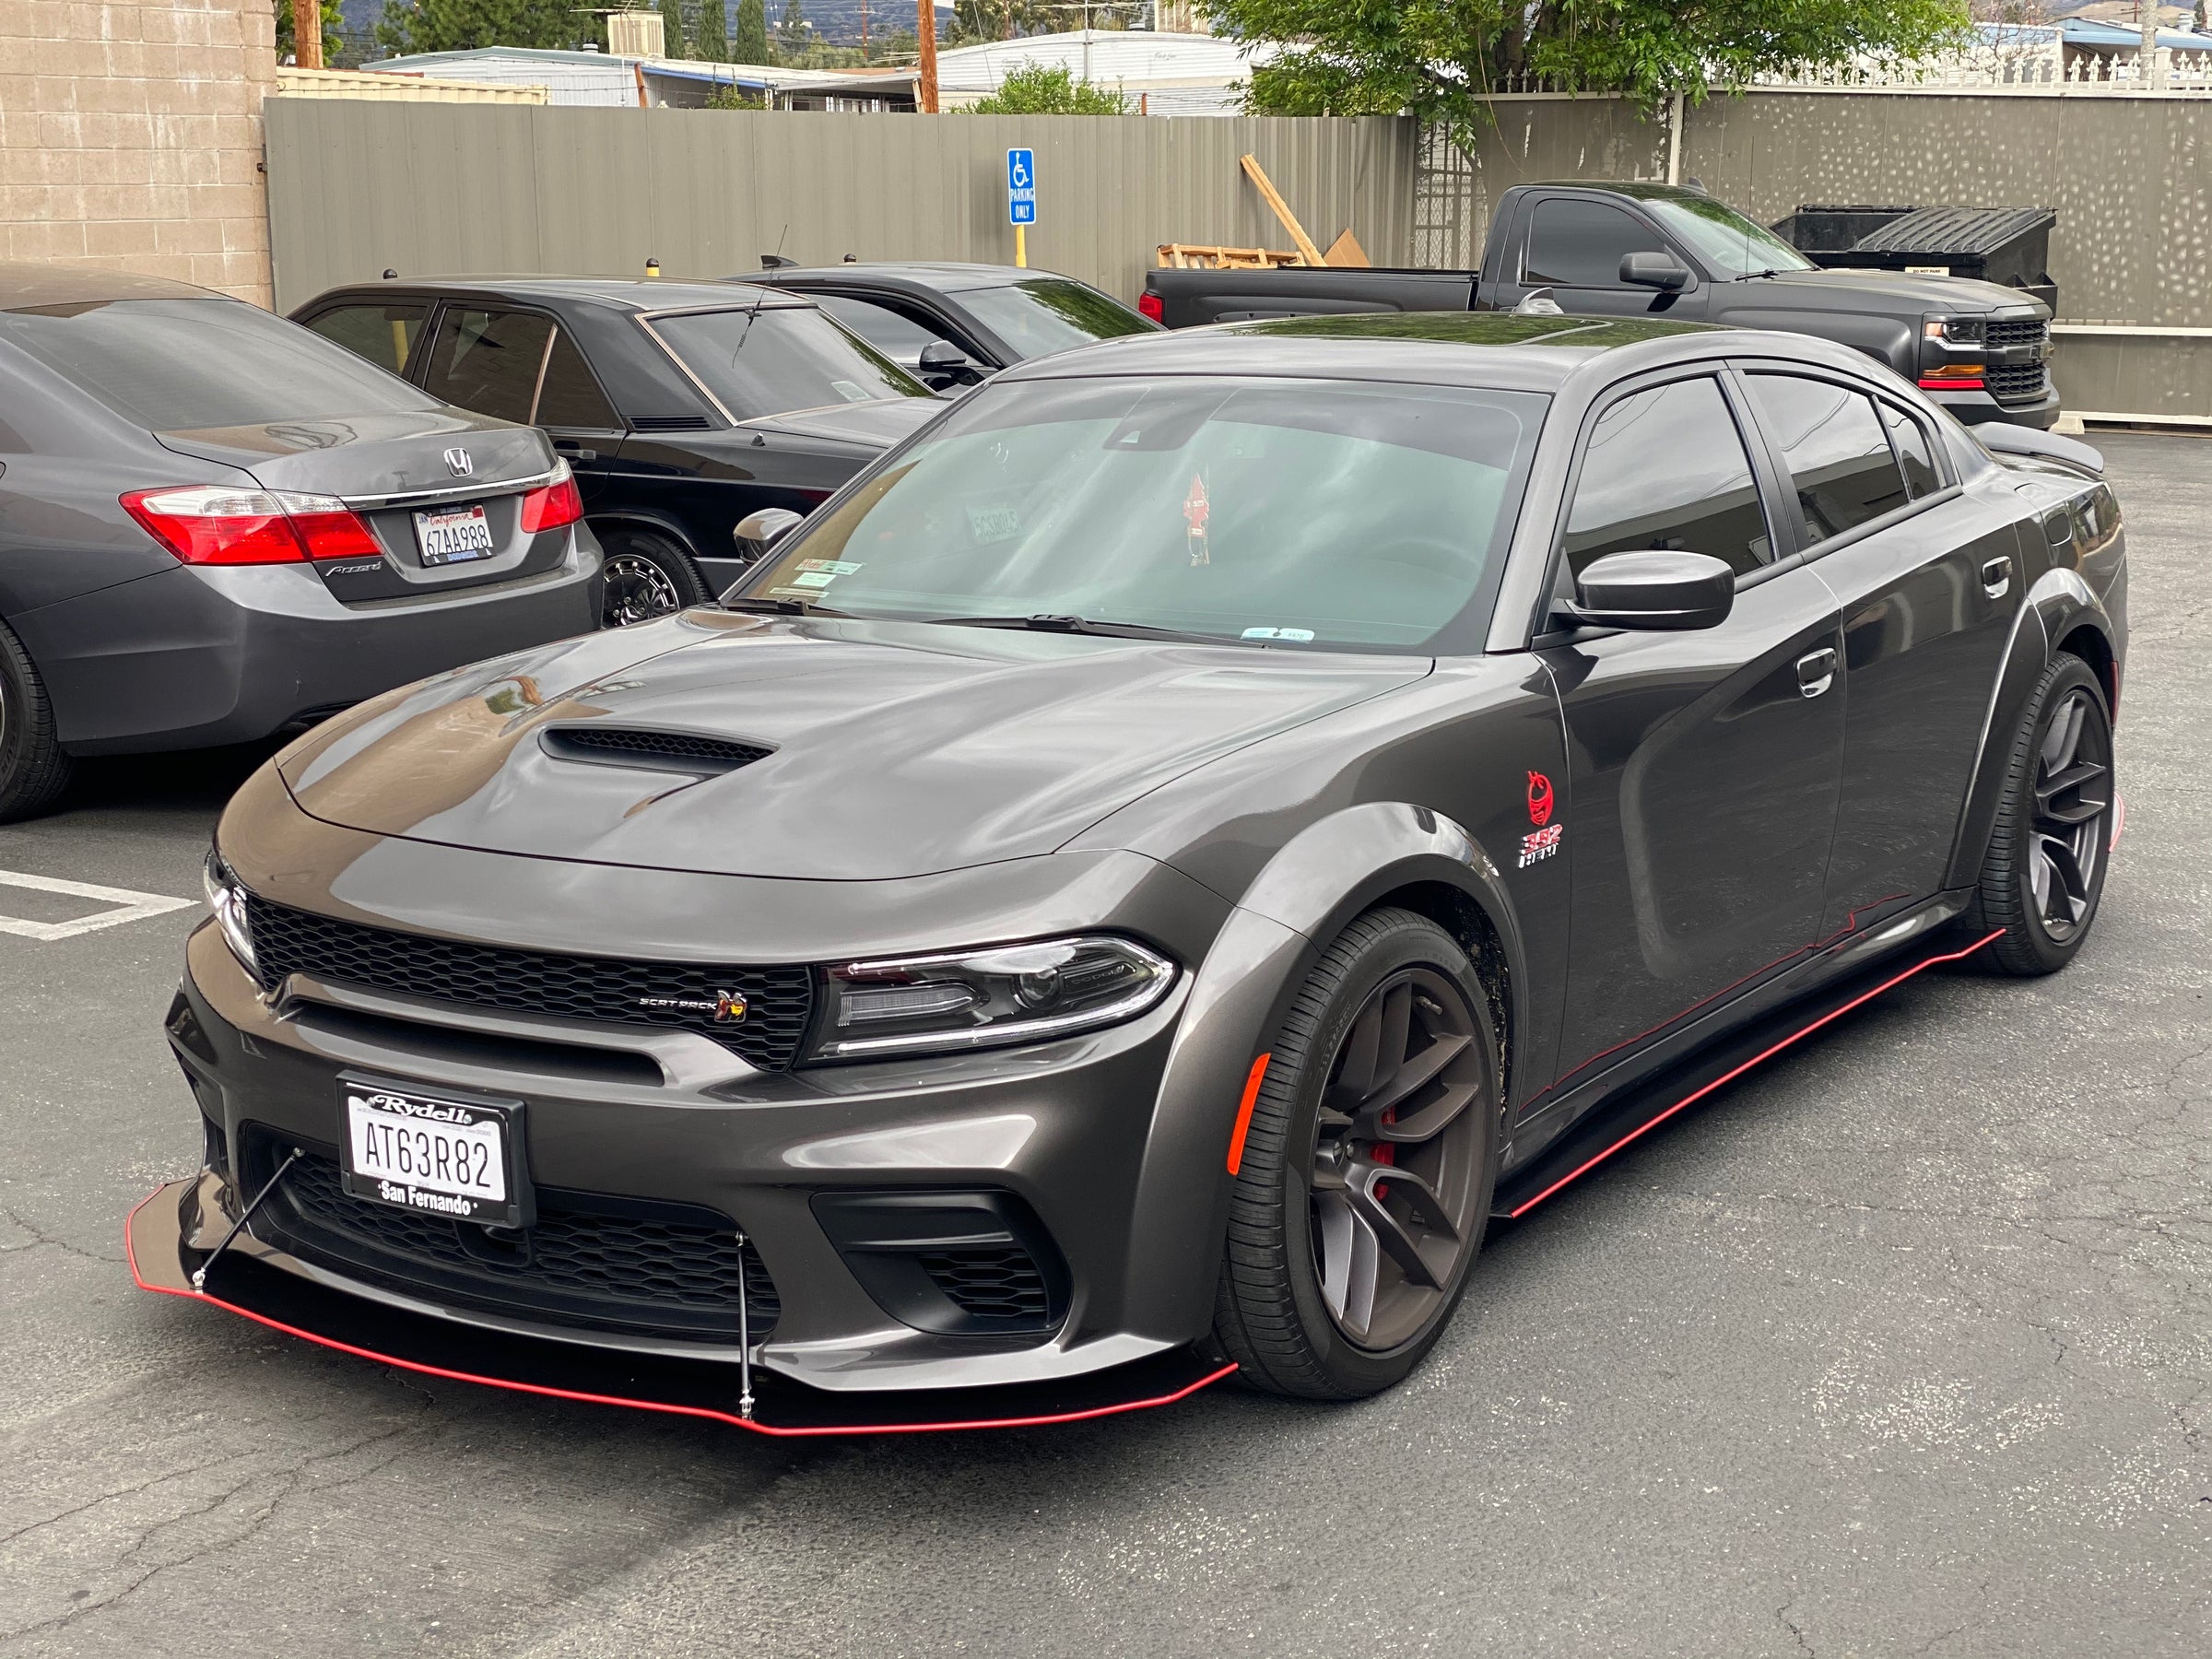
0, 298, 436, 431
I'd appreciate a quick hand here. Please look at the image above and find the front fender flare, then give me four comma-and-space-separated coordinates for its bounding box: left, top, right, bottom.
1117, 804, 1526, 1344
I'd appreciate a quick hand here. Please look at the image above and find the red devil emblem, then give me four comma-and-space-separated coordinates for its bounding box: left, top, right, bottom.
1526, 771, 1554, 827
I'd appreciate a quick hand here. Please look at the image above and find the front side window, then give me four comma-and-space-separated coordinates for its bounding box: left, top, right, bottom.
1561, 376, 1772, 580
418, 309, 553, 424
1524, 201, 1668, 288
303, 302, 429, 376
1747, 374, 1912, 544
808, 294, 951, 364
0, 297, 434, 431
649, 305, 930, 420
951, 278, 1158, 359
740, 375, 1545, 653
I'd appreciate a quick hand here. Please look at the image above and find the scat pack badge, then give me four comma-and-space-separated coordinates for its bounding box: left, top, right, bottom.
1519, 770, 1562, 868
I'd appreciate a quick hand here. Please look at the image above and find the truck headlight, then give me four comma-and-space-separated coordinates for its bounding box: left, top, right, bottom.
814, 935, 1176, 1060
1924, 316, 1985, 345
202, 849, 256, 975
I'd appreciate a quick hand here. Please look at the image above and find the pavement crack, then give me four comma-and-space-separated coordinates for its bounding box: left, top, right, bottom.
0, 1204, 119, 1265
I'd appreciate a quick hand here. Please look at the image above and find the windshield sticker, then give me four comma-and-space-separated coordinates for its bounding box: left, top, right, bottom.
968, 502, 1021, 544
1241, 627, 1316, 642
787, 570, 840, 589
796, 559, 863, 576
1182, 471, 1210, 566
830, 380, 873, 403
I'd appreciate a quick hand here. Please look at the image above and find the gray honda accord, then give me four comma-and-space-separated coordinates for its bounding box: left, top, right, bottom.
0, 264, 602, 820
143, 315, 2125, 1428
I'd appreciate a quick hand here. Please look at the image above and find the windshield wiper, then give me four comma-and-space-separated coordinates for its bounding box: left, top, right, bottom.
722, 594, 853, 618
928, 613, 1228, 643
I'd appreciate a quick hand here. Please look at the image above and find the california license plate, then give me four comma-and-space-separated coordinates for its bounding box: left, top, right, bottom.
414, 503, 496, 566
340, 1081, 527, 1228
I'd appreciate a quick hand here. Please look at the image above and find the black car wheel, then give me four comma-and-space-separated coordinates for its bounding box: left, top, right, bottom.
1213, 907, 1500, 1399
1969, 652, 2114, 976
0, 619, 73, 823
596, 528, 708, 629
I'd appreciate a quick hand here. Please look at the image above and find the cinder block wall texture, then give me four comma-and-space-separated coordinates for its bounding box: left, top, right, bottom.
0, 0, 277, 302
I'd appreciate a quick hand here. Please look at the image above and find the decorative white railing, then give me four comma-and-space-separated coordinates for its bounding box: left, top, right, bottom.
1479, 48, 2212, 98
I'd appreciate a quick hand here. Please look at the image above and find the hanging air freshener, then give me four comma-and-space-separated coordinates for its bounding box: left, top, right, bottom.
1182, 470, 1210, 566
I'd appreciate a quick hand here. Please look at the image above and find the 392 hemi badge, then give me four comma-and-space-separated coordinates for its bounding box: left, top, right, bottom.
1519, 770, 1563, 868
636, 989, 749, 1022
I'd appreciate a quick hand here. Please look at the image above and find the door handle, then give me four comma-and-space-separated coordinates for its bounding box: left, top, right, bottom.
1795, 647, 1839, 699
552, 441, 598, 463
1981, 555, 2013, 599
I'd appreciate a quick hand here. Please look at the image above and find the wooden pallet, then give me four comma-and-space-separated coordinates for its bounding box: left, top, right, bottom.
1155, 242, 1308, 270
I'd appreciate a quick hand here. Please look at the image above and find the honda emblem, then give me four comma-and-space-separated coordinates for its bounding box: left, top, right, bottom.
442, 447, 474, 477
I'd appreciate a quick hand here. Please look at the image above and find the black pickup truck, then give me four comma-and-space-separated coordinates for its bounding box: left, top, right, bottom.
1142, 182, 2058, 429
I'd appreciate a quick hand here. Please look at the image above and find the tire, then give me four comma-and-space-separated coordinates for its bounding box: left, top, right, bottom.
1965, 651, 2114, 976
0, 618, 73, 823
1212, 907, 1501, 1400
595, 526, 709, 629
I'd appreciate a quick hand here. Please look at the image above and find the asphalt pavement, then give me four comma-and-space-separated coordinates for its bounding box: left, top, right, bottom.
2, 435, 2206, 1658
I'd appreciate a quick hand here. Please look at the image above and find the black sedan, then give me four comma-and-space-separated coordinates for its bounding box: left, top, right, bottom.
747, 262, 1159, 389
292, 277, 944, 626
0, 263, 601, 823
141, 314, 2126, 1426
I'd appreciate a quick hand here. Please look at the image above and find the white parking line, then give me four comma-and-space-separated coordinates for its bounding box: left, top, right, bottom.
0, 868, 197, 941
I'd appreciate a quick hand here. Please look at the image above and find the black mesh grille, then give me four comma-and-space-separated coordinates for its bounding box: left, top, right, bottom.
917, 1247, 1051, 1323
241, 895, 812, 1069
1985, 318, 2048, 349
1987, 361, 2049, 403
250, 1135, 779, 1341
629, 415, 712, 432
547, 726, 770, 771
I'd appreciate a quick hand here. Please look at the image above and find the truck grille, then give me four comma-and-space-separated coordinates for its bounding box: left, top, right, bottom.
1987, 361, 2049, 403
1985, 317, 2048, 349
241, 894, 813, 1069
245, 1132, 781, 1342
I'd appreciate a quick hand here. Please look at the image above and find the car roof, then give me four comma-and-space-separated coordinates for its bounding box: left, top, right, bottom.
756, 262, 1069, 294
329, 276, 795, 312
996, 312, 1732, 393
0, 261, 233, 310
1529, 181, 1722, 206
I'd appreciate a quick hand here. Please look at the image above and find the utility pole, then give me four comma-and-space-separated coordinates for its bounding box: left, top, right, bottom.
295, 0, 324, 68
917, 0, 938, 112
2143, 0, 2159, 84
861, 0, 868, 60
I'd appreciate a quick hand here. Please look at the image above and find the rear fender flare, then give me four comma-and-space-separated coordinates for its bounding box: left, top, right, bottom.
1943, 566, 2112, 888
1117, 804, 1526, 1343
583, 511, 711, 594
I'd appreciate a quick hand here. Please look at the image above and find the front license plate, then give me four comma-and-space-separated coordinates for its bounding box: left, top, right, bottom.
414, 503, 496, 566
341, 1082, 525, 1228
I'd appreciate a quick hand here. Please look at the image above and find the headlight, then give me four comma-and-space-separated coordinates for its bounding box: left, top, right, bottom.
202, 849, 255, 975
1924, 316, 1985, 345
815, 935, 1176, 1060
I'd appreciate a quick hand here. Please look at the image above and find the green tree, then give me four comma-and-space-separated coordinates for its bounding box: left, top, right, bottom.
1212, 0, 1971, 149
277, 0, 344, 62
733, 0, 771, 62
659, 0, 688, 57
965, 61, 1131, 112
377, 0, 606, 53
777, 0, 807, 56
696, 0, 729, 57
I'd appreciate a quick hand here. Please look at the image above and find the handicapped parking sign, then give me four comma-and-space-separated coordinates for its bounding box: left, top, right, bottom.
1007, 147, 1036, 226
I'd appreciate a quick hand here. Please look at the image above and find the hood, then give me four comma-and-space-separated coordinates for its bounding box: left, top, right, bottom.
738, 397, 946, 451
156, 406, 552, 496
276, 613, 1429, 880
1750, 267, 2045, 317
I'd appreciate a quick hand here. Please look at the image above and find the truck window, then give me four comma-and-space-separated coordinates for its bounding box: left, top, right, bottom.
1746, 374, 1912, 544
1560, 376, 1773, 580
1524, 201, 1668, 289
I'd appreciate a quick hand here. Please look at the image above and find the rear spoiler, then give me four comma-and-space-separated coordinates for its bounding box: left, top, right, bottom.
1979, 422, 2103, 478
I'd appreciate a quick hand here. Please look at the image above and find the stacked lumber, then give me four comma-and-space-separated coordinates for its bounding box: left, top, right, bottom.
1155, 158, 1374, 272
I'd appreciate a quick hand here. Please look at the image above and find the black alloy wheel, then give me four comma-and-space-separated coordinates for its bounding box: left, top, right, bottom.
0, 618, 72, 824
596, 527, 708, 629
1970, 651, 2115, 975
1213, 908, 1500, 1399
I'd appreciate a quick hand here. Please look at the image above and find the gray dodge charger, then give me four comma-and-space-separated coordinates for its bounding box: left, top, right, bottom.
140, 315, 2127, 1430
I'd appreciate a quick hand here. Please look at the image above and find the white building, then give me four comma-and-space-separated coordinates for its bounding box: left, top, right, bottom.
936, 30, 1277, 115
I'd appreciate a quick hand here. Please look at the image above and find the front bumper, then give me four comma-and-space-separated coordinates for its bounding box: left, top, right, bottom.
1927, 382, 2061, 430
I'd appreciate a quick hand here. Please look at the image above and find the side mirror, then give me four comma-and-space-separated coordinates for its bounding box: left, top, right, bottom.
1619, 252, 1691, 292
1566, 549, 1734, 631
915, 339, 982, 390
732, 507, 804, 562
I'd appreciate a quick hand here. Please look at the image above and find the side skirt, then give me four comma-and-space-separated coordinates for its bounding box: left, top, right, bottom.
1491, 925, 2004, 1221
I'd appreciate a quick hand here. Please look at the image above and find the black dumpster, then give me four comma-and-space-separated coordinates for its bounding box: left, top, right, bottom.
1770, 204, 2057, 313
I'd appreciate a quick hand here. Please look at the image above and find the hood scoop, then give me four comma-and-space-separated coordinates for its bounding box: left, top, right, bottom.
539, 726, 771, 777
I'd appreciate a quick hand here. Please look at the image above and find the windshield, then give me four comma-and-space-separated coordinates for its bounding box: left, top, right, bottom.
649, 305, 931, 419
740, 375, 1544, 653
0, 297, 435, 431
951, 279, 1159, 359
1643, 197, 1816, 278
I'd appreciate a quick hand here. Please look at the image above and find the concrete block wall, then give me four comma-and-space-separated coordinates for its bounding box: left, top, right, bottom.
0, 0, 277, 302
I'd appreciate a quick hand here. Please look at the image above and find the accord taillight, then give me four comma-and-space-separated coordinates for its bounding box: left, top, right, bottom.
519, 471, 583, 534
121, 485, 381, 565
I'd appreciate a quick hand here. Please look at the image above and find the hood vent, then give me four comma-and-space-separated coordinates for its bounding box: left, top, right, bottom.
630, 415, 713, 432
540, 726, 771, 777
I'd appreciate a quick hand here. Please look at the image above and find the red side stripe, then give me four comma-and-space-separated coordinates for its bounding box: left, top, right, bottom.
124, 1191, 1237, 1437
1507, 929, 2005, 1219
1223, 1053, 1271, 1176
